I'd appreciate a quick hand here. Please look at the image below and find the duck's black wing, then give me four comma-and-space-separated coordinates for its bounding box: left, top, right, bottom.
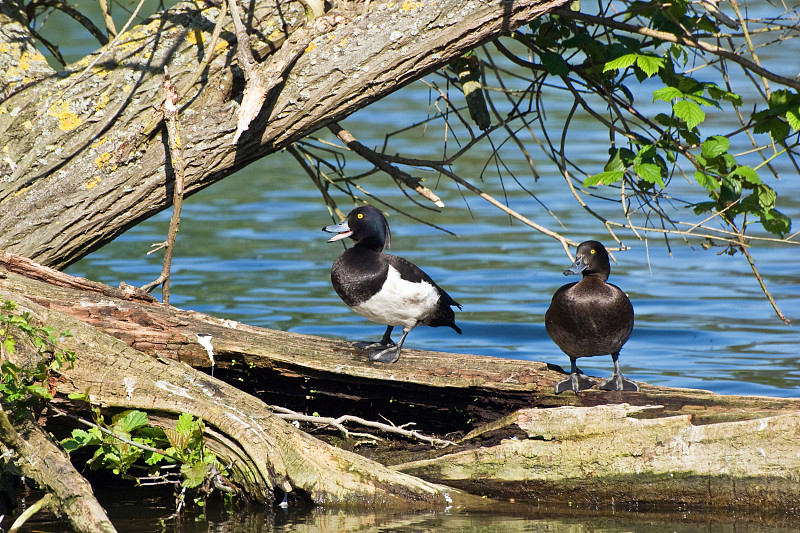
385, 254, 462, 333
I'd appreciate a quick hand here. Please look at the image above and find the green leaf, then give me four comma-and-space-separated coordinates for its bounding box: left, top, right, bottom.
757, 185, 777, 210
673, 100, 705, 129
720, 174, 742, 204
604, 148, 634, 172
175, 412, 198, 434
686, 93, 720, 108
541, 51, 569, 76
696, 13, 718, 33
145, 449, 167, 466
181, 462, 209, 489
786, 106, 800, 131
694, 172, 719, 192
769, 89, 792, 107
61, 429, 97, 452
653, 86, 684, 102
708, 86, 743, 106
26, 384, 52, 399
634, 163, 664, 186
635, 55, 664, 77
165, 428, 189, 451
754, 116, 790, 140
761, 208, 791, 236
584, 170, 624, 187
701, 136, 729, 159
693, 201, 717, 215
654, 113, 682, 129
3, 337, 15, 355
113, 410, 149, 433
731, 166, 761, 185
603, 53, 638, 72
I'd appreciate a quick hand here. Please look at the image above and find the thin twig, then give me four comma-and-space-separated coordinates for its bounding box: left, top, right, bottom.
39, 0, 147, 118
328, 123, 445, 208
8, 493, 54, 533
141, 68, 185, 303
229, 0, 323, 143
270, 405, 455, 447
179, 0, 228, 103
97, 0, 118, 39
435, 166, 579, 252
114, 2, 229, 164
286, 144, 345, 222
227, 0, 257, 79
28, 0, 109, 46
735, 229, 791, 324
49, 405, 182, 461
727, 0, 769, 96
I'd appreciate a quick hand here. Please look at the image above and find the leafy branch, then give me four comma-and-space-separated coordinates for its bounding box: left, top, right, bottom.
60, 405, 232, 501
293, 0, 799, 321
0, 300, 75, 421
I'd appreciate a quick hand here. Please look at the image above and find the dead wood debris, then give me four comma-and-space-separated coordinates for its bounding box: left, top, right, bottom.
270, 405, 456, 447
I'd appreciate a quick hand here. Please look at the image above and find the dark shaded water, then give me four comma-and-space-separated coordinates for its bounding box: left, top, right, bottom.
9, 486, 800, 532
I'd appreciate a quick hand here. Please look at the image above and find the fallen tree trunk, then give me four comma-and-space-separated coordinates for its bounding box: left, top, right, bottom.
397, 404, 800, 512
0, 286, 489, 512
2, 252, 800, 516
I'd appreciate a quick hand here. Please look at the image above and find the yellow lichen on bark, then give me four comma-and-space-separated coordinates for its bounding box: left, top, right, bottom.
94, 152, 114, 171
187, 27, 205, 45
84, 176, 103, 189
47, 100, 82, 132
402, 1, 424, 11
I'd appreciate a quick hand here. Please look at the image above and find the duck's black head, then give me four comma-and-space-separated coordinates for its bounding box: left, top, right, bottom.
322, 205, 391, 252
564, 240, 611, 280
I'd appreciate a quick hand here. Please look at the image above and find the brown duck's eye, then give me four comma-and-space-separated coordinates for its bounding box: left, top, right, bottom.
590, 249, 596, 254
357, 213, 364, 219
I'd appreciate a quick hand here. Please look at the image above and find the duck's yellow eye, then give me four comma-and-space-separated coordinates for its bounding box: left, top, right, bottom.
590, 249, 596, 254
357, 213, 364, 219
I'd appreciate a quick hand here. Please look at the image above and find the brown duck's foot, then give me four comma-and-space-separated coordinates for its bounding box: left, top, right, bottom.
598, 372, 639, 392
554, 372, 597, 395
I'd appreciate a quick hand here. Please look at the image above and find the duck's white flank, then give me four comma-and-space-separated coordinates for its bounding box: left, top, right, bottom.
352, 265, 439, 328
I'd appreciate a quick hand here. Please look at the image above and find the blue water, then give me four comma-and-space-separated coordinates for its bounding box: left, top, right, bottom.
68, 133, 800, 397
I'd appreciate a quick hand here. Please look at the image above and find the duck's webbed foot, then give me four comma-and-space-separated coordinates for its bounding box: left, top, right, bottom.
366, 326, 411, 364
355, 326, 396, 350
554, 372, 596, 394
354, 339, 396, 350
367, 345, 401, 364
597, 353, 639, 391
598, 373, 639, 391
554, 358, 596, 394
